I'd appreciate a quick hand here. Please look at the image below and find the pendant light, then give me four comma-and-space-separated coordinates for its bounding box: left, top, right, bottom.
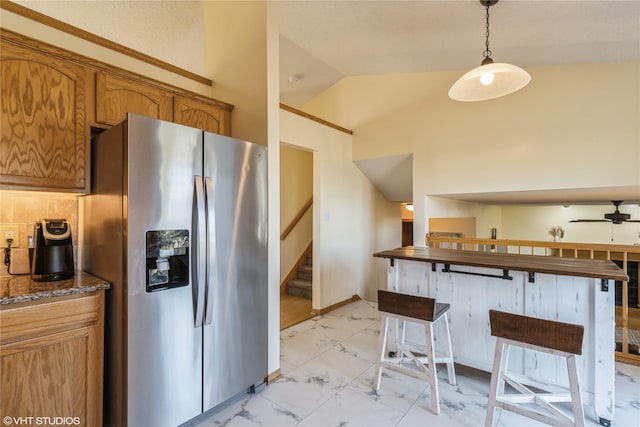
449, 0, 531, 102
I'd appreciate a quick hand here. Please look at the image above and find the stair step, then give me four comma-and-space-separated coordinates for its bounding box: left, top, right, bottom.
287, 279, 312, 299
305, 253, 313, 265
296, 264, 312, 280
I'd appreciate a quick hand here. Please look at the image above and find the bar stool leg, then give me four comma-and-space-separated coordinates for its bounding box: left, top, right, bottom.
398, 319, 406, 357
566, 354, 586, 427
374, 316, 389, 391
485, 338, 509, 427
486, 310, 587, 427
425, 321, 440, 415
443, 312, 457, 386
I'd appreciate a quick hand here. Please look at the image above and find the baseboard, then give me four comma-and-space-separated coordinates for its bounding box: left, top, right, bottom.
267, 368, 281, 384
312, 294, 361, 315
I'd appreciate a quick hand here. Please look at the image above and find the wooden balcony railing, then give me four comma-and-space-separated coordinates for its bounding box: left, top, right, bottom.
426, 235, 640, 365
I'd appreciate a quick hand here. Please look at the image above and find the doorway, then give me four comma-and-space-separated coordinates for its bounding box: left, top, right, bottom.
280, 144, 314, 329
402, 203, 414, 246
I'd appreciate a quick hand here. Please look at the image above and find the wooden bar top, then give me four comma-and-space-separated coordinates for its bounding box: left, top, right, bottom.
373, 246, 628, 282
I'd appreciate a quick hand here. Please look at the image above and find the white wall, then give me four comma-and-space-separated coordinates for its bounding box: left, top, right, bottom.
14, 0, 205, 76
302, 62, 640, 245
424, 199, 640, 245
2, 2, 210, 95
280, 110, 400, 307
266, 1, 281, 380
501, 204, 640, 245
203, 1, 268, 145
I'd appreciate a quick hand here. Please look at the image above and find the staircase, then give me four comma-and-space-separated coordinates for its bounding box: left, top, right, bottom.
286, 251, 312, 299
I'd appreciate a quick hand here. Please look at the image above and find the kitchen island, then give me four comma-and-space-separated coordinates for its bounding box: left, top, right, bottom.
374, 247, 627, 426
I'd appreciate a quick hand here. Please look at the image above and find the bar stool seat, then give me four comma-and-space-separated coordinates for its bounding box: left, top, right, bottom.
486, 310, 586, 427
373, 290, 456, 415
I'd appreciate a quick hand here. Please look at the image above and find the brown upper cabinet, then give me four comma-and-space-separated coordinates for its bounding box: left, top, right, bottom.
0, 40, 89, 192
1, 28, 234, 193
174, 95, 231, 135
95, 72, 173, 126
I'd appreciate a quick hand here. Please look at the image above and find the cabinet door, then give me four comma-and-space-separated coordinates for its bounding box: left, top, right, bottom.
1, 42, 89, 191
95, 72, 173, 126
174, 95, 232, 136
1, 328, 91, 421
0, 293, 104, 426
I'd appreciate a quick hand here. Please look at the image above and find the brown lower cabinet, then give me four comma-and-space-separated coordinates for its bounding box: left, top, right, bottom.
0, 292, 104, 426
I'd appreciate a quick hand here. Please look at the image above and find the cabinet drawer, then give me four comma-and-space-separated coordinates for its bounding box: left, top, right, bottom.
0, 293, 101, 345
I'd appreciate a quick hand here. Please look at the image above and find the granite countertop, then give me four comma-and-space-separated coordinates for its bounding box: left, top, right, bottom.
0, 271, 110, 305
374, 246, 629, 282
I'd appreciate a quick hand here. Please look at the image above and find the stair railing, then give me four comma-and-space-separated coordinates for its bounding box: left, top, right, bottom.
281, 197, 313, 240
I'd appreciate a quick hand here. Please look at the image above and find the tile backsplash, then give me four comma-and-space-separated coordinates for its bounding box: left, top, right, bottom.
0, 191, 80, 277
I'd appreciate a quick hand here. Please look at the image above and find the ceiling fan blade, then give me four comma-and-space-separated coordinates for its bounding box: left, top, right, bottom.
624, 220, 640, 223
569, 219, 610, 223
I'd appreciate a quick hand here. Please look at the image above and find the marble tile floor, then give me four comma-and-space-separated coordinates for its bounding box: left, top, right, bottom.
195, 300, 640, 427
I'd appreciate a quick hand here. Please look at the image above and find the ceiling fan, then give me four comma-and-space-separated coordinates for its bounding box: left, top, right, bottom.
569, 201, 640, 224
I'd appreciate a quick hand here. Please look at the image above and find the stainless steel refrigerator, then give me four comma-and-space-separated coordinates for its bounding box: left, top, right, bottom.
83, 113, 268, 427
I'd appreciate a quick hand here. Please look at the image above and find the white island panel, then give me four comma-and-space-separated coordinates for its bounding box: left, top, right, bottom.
384, 258, 615, 424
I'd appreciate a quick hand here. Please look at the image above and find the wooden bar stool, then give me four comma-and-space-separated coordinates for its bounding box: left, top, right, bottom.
486, 310, 586, 427
373, 290, 456, 415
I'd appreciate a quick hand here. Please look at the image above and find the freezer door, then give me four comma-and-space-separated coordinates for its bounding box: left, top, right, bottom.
203, 133, 268, 410
125, 114, 204, 427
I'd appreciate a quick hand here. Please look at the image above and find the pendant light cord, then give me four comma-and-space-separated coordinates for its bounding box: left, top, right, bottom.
483, 3, 492, 61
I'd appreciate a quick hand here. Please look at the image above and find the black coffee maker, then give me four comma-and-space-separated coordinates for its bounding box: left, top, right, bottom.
31, 219, 74, 282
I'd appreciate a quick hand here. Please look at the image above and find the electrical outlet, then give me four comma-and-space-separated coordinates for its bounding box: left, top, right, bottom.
0, 225, 20, 248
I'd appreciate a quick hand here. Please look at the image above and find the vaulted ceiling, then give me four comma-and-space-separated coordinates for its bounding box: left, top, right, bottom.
279, 0, 640, 107
278, 1, 640, 206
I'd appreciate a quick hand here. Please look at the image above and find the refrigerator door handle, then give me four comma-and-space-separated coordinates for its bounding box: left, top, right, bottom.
204, 176, 216, 325
193, 175, 207, 328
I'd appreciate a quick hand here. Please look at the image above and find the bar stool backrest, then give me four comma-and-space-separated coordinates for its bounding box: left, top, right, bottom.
489, 310, 584, 355
378, 290, 437, 322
